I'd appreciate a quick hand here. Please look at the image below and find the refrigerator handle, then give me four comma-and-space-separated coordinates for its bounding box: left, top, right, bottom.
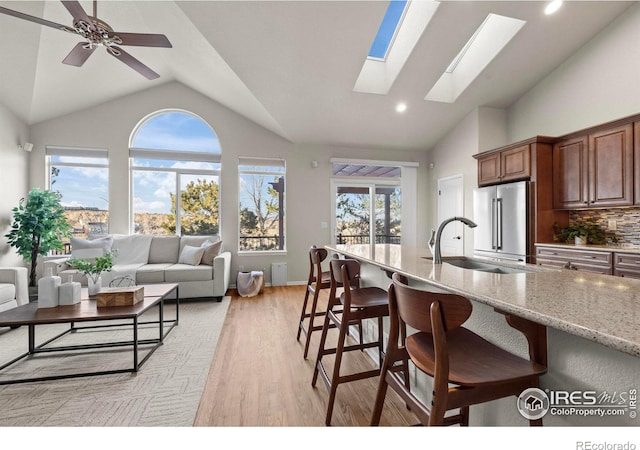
497, 197, 503, 250
491, 198, 496, 250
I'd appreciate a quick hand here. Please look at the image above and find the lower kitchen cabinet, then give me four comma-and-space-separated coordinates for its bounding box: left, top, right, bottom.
536, 245, 640, 278
535, 245, 613, 275
613, 252, 640, 279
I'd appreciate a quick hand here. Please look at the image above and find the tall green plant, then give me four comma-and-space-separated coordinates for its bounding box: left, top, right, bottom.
5, 189, 71, 286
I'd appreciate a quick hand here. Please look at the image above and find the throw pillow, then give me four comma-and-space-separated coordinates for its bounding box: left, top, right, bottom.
71, 236, 113, 260
178, 245, 206, 266
200, 240, 223, 265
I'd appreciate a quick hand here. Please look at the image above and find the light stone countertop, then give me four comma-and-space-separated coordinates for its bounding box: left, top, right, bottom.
327, 243, 640, 358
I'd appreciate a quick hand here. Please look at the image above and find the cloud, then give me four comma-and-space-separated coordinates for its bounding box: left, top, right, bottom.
133, 197, 168, 213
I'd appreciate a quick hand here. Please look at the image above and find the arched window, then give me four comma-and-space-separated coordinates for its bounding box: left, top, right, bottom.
129, 110, 221, 236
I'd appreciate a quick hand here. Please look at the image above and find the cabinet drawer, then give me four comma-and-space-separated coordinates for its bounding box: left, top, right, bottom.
535, 246, 612, 266
613, 252, 640, 270
614, 268, 640, 279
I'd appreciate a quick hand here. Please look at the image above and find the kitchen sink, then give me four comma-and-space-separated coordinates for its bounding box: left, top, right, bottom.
444, 257, 529, 274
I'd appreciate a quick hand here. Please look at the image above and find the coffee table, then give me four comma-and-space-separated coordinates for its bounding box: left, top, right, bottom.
0, 283, 179, 385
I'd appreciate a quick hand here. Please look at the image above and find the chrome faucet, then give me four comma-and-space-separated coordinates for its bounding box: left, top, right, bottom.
433, 217, 478, 264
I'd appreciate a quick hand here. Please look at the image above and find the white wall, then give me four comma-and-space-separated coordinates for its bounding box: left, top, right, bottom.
508, 3, 640, 140
0, 103, 29, 267
28, 81, 429, 284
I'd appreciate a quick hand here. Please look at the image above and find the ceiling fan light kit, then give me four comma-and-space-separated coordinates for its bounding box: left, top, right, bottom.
0, 0, 172, 80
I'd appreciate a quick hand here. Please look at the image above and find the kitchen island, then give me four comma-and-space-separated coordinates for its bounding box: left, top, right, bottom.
327, 243, 640, 426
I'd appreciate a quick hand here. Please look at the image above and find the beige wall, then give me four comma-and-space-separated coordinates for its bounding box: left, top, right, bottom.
508, 3, 640, 140
28, 82, 429, 284
426, 106, 507, 255
0, 103, 29, 267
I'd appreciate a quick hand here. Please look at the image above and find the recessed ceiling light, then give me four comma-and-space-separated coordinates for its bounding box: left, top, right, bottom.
396, 103, 407, 113
545, 0, 563, 15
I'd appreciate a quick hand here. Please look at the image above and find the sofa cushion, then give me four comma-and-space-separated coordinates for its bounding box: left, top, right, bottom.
0, 284, 16, 304
165, 264, 214, 283
101, 263, 144, 287
148, 236, 180, 264
178, 245, 205, 266
58, 269, 86, 285
179, 235, 219, 255
137, 263, 173, 284
112, 235, 153, 265
200, 240, 223, 265
71, 236, 113, 260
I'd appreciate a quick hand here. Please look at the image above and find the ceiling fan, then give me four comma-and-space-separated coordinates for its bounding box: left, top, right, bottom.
0, 0, 172, 80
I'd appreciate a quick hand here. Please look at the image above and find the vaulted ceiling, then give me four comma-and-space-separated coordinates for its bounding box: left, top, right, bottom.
0, 1, 633, 150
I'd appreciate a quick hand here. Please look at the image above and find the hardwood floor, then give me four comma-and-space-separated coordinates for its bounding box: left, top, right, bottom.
193, 285, 418, 426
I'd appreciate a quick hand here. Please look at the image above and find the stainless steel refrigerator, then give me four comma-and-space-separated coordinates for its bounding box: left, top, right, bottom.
473, 181, 528, 262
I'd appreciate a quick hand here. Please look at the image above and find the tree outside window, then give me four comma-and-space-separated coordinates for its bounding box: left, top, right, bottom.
239, 158, 286, 251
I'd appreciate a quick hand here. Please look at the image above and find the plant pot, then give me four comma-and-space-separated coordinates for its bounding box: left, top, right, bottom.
574, 236, 586, 245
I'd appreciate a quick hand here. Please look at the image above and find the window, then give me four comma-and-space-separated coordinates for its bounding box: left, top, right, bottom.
331, 158, 418, 246
47, 146, 109, 252
130, 110, 221, 236
368, 0, 409, 60
238, 157, 286, 252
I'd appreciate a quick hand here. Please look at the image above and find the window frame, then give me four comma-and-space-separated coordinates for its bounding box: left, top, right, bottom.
46, 145, 110, 249
129, 109, 222, 237
238, 157, 287, 254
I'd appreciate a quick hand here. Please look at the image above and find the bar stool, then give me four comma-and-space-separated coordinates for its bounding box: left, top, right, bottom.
311, 258, 391, 426
296, 246, 337, 358
371, 273, 548, 426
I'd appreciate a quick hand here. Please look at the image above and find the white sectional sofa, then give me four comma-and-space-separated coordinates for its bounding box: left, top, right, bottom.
46, 234, 231, 301
0, 267, 29, 313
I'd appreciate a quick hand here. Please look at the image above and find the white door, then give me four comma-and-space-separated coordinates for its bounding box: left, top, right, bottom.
437, 175, 464, 256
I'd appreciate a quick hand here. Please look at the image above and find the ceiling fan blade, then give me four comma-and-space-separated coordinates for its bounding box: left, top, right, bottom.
0, 6, 70, 31
107, 46, 160, 80
61, 1, 92, 26
62, 42, 96, 67
111, 32, 172, 48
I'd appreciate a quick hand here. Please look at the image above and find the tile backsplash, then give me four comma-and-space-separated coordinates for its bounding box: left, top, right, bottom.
570, 208, 640, 246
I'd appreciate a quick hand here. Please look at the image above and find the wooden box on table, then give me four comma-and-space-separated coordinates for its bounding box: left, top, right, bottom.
96, 286, 144, 307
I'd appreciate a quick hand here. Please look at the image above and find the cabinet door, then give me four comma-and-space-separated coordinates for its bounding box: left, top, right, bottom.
477, 152, 501, 186
589, 124, 633, 207
553, 136, 588, 209
501, 145, 530, 183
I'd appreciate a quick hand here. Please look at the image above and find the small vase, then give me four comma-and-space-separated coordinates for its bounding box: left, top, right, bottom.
575, 236, 586, 246
88, 276, 102, 296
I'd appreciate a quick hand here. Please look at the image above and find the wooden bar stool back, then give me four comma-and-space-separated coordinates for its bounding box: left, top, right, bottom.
371, 273, 548, 426
296, 246, 335, 358
312, 258, 390, 426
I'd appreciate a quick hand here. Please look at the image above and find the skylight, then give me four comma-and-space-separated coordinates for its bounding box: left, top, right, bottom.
354, 1, 440, 95
368, 1, 409, 60
425, 13, 526, 104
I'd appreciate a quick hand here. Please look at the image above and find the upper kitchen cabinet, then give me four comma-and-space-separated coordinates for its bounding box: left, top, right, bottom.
475, 144, 531, 186
553, 123, 634, 209
552, 136, 589, 209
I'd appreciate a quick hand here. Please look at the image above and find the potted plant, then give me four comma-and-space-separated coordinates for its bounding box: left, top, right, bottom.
5, 188, 71, 287
68, 252, 114, 295
553, 219, 605, 245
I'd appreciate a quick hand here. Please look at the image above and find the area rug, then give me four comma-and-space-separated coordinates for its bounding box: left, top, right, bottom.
0, 297, 230, 426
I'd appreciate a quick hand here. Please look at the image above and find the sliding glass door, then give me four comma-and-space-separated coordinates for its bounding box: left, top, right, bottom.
331, 180, 401, 245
